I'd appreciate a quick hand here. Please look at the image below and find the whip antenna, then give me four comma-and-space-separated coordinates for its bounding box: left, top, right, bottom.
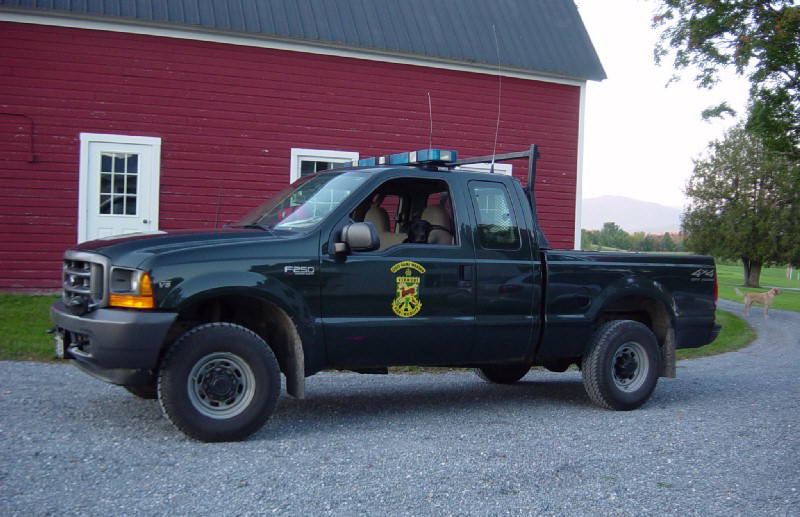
427, 91, 433, 150
490, 24, 502, 174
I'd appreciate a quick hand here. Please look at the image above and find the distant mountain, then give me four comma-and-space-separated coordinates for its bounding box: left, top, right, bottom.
582, 196, 682, 234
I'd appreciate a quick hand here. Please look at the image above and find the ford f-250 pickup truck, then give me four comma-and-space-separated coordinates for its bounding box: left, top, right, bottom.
51, 146, 719, 442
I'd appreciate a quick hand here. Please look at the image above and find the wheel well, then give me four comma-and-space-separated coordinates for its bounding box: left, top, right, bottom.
596, 296, 671, 347
163, 295, 305, 398
595, 295, 676, 378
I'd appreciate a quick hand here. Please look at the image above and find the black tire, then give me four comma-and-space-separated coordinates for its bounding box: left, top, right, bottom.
474, 363, 531, 384
157, 323, 281, 442
582, 320, 660, 410
123, 383, 157, 400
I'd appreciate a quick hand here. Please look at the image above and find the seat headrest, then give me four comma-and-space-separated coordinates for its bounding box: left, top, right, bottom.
365, 205, 390, 231
422, 205, 451, 228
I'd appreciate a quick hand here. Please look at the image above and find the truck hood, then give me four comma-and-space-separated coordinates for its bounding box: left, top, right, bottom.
73, 229, 277, 267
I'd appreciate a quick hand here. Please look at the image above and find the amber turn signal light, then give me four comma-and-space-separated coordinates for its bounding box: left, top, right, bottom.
109, 273, 155, 309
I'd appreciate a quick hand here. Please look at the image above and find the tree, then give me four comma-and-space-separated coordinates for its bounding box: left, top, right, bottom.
662, 232, 677, 252
682, 123, 799, 286
652, 0, 800, 154
581, 229, 596, 250
599, 222, 631, 250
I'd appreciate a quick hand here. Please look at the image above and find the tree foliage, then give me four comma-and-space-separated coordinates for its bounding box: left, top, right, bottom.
682, 123, 799, 286
652, 0, 800, 153
581, 226, 684, 253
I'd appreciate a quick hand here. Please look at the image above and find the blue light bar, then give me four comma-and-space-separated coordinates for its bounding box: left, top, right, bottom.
354, 149, 457, 167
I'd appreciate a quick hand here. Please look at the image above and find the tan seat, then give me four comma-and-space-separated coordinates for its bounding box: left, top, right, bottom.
364, 206, 406, 250
422, 205, 454, 244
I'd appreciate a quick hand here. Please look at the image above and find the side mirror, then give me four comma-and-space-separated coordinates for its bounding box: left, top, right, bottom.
337, 222, 380, 253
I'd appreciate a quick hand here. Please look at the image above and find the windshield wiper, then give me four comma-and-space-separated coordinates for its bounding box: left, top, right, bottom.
231, 223, 272, 231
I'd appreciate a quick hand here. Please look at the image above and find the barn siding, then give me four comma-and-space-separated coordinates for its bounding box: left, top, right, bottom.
0, 21, 580, 291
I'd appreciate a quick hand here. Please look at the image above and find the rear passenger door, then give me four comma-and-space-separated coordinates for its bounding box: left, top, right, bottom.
468, 180, 538, 363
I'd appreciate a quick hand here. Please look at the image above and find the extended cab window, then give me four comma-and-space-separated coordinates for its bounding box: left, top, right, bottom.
469, 181, 520, 250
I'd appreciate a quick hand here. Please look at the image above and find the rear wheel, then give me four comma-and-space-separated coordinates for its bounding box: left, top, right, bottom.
157, 323, 281, 442
582, 320, 660, 410
474, 363, 531, 384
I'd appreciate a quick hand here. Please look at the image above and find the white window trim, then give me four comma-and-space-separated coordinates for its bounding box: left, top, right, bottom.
289, 148, 359, 183
78, 133, 161, 243
455, 163, 512, 176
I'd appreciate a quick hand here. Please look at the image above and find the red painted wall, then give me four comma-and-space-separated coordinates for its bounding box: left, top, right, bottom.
0, 21, 580, 291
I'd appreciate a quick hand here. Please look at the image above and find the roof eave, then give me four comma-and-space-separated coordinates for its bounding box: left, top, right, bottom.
0, 6, 604, 83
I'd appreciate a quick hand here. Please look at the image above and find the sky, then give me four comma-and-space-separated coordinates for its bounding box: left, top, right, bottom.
575, 0, 751, 208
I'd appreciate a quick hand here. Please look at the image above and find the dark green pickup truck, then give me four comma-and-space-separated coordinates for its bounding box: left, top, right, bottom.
51, 146, 719, 442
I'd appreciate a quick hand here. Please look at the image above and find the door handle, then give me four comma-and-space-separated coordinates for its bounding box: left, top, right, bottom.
458, 265, 473, 288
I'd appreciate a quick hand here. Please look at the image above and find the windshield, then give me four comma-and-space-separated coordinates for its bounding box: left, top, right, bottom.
234, 172, 369, 231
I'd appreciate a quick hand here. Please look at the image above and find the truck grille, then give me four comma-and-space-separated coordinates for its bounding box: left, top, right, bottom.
63, 251, 108, 307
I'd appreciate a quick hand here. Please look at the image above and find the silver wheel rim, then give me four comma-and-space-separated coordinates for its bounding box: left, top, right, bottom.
612, 341, 649, 392
187, 352, 256, 419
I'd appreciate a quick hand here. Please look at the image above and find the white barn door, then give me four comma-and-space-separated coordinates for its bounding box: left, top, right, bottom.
78, 134, 161, 242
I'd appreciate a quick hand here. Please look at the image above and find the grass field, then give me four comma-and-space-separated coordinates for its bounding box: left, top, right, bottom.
0, 293, 59, 361
715, 263, 800, 312
1, 294, 753, 364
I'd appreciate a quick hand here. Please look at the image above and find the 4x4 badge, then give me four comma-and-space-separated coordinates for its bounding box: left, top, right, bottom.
390, 261, 426, 318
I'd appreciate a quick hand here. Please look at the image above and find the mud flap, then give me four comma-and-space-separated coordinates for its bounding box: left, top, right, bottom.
661, 327, 676, 378
284, 320, 305, 399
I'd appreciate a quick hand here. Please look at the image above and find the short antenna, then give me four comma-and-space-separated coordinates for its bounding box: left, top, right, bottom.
490, 24, 502, 174
427, 91, 433, 150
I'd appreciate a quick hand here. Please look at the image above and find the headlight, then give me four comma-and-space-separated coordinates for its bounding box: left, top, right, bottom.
109, 267, 155, 309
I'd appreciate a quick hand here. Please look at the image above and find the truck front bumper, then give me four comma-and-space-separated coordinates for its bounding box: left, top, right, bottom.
50, 300, 177, 386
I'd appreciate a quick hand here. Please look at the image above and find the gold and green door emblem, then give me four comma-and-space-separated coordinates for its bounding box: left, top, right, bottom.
390, 261, 426, 318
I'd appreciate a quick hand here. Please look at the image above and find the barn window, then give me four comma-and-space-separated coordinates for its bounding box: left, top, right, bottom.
289, 148, 359, 183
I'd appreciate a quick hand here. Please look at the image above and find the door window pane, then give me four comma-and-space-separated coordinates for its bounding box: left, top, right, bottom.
100, 173, 111, 194
470, 182, 520, 249
98, 152, 138, 216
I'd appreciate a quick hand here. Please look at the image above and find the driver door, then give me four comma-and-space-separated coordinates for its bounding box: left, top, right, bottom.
319, 176, 475, 368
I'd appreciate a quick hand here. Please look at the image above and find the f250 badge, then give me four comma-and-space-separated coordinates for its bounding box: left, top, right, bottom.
390, 261, 426, 318
284, 265, 315, 276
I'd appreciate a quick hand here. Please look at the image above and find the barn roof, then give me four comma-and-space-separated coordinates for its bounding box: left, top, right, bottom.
0, 0, 606, 81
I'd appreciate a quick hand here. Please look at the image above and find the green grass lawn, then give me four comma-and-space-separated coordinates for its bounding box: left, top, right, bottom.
0, 293, 59, 361
715, 263, 800, 312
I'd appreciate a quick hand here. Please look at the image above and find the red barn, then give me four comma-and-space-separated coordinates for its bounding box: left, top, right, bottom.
0, 0, 605, 291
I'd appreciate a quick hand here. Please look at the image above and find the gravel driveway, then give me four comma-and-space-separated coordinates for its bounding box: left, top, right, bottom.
1, 299, 798, 516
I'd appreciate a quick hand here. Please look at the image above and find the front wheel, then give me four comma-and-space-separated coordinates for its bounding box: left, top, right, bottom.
582, 320, 660, 410
157, 323, 281, 442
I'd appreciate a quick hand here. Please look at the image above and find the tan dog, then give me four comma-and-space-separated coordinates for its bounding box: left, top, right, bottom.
735, 287, 781, 317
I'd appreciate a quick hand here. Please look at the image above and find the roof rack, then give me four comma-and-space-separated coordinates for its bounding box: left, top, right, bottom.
448, 145, 541, 217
